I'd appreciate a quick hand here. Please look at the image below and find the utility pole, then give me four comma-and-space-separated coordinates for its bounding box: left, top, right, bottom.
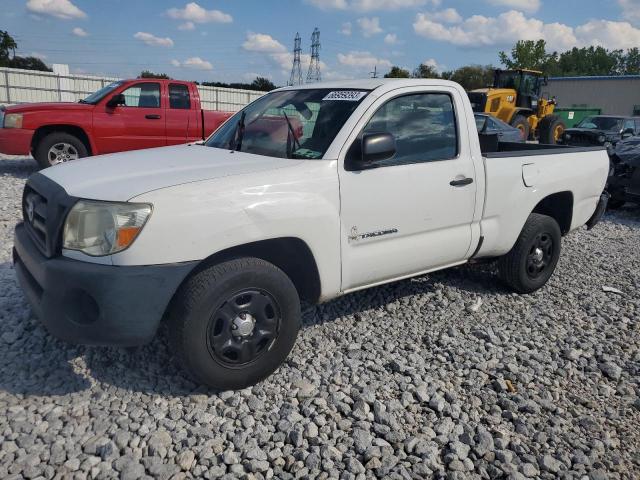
370, 65, 378, 78
306, 28, 321, 83
288, 33, 302, 86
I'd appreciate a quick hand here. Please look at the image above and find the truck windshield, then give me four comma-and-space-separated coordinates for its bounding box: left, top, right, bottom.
577, 116, 623, 131
81, 81, 124, 104
206, 88, 370, 159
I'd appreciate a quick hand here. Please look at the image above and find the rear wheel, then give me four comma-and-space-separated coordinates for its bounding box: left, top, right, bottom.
498, 213, 561, 294
510, 114, 530, 141
168, 257, 301, 390
538, 115, 565, 145
34, 132, 88, 169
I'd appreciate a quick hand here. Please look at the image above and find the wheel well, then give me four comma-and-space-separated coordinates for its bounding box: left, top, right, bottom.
532, 191, 573, 235
190, 237, 322, 304
31, 125, 92, 156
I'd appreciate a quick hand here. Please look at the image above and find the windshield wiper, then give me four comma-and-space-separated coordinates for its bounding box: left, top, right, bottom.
230, 111, 246, 152
282, 109, 301, 159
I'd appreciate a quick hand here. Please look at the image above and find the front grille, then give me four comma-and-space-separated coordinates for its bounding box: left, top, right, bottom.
23, 186, 49, 252
21, 173, 77, 258
566, 133, 599, 146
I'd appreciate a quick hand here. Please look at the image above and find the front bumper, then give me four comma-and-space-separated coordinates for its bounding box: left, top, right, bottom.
13, 222, 197, 346
0, 128, 34, 155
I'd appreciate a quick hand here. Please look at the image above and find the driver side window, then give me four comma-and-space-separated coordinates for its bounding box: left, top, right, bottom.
121, 82, 161, 108
360, 92, 458, 167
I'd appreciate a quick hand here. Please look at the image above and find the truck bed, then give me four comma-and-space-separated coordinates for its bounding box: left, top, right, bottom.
480, 135, 606, 157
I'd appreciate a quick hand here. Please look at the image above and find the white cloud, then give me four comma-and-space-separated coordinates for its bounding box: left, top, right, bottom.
575, 19, 640, 50
242, 32, 287, 53
134, 32, 174, 48
72, 27, 88, 37
357, 17, 383, 37
430, 8, 462, 24
619, 0, 640, 24
178, 21, 195, 31
166, 2, 232, 24
172, 57, 213, 70
306, 0, 439, 11
384, 33, 400, 44
423, 58, 446, 72
413, 10, 640, 51
341, 22, 352, 36
487, 0, 541, 13
26, 0, 86, 19
337, 50, 392, 69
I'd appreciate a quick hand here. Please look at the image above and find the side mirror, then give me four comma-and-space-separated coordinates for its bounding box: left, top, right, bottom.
622, 128, 635, 139
345, 132, 396, 171
362, 132, 396, 163
106, 93, 125, 109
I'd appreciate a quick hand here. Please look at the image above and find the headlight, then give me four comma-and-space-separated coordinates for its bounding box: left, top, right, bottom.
4, 113, 23, 129
63, 200, 152, 256
564, 133, 571, 140
598, 134, 606, 143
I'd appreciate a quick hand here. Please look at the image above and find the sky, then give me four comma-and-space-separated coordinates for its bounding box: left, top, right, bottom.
3, 0, 640, 85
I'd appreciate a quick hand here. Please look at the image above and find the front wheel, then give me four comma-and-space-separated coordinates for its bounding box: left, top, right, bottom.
538, 115, 565, 145
497, 213, 561, 294
510, 114, 530, 141
168, 258, 301, 390
34, 132, 88, 169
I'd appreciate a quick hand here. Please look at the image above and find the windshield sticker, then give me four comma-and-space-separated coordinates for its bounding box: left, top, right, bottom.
322, 91, 367, 102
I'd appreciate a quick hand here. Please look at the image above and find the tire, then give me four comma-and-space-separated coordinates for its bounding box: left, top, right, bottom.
34, 132, 88, 169
538, 115, 566, 145
510, 114, 530, 141
497, 213, 561, 294
168, 257, 301, 390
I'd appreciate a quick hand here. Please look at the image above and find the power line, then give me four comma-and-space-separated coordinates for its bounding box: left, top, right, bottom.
288, 32, 303, 86
306, 28, 321, 83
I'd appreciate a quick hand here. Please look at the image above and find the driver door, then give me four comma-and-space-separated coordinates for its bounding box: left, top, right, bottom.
338, 88, 477, 291
93, 81, 166, 154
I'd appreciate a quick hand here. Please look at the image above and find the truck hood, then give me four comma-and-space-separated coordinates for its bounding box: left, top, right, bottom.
3, 102, 94, 113
564, 128, 612, 136
41, 144, 304, 201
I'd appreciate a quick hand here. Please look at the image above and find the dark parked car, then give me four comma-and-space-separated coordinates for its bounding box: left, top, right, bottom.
474, 113, 525, 142
608, 136, 640, 209
561, 115, 640, 151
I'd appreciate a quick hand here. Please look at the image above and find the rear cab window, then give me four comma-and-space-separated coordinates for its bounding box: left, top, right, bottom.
170, 84, 191, 110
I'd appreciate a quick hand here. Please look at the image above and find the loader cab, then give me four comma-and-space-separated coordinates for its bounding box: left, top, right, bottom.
493, 69, 544, 111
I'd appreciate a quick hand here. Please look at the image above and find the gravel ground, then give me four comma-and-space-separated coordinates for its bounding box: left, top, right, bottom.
1, 154, 639, 480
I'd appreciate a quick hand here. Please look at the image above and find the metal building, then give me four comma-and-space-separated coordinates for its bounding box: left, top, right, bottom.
546, 75, 640, 116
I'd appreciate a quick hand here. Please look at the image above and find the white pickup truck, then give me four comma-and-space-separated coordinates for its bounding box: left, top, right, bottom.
13, 79, 609, 390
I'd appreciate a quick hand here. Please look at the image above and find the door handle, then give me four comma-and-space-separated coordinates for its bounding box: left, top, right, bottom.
450, 177, 474, 187
145, 114, 161, 120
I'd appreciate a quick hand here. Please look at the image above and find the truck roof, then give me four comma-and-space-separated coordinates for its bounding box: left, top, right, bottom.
276, 78, 463, 94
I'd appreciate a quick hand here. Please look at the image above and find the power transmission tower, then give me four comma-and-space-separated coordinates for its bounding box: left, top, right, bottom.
288, 33, 302, 86
306, 28, 321, 83
370, 66, 378, 78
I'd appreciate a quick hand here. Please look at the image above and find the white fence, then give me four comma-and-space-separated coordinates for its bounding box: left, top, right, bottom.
0, 66, 266, 112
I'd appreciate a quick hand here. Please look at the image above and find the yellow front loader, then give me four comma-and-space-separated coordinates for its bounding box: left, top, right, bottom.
468, 69, 565, 144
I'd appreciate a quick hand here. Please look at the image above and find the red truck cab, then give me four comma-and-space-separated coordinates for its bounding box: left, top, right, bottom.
0, 79, 233, 168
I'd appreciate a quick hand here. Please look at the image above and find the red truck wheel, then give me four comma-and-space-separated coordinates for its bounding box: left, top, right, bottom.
34, 132, 88, 169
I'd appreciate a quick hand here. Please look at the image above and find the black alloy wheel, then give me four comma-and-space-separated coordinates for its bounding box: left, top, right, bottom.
525, 232, 554, 279
208, 289, 281, 367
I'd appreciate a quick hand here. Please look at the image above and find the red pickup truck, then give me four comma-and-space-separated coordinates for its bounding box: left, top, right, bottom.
0, 79, 234, 168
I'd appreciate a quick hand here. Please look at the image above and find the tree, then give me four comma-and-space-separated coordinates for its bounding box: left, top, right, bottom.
557, 46, 620, 76
412, 63, 439, 79
250, 76, 276, 91
621, 47, 640, 75
0, 30, 17, 63
441, 65, 495, 90
139, 70, 170, 79
499, 40, 558, 74
384, 66, 410, 78
7, 56, 52, 72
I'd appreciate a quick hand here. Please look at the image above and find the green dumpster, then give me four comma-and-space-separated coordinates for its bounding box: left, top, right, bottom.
554, 107, 601, 128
